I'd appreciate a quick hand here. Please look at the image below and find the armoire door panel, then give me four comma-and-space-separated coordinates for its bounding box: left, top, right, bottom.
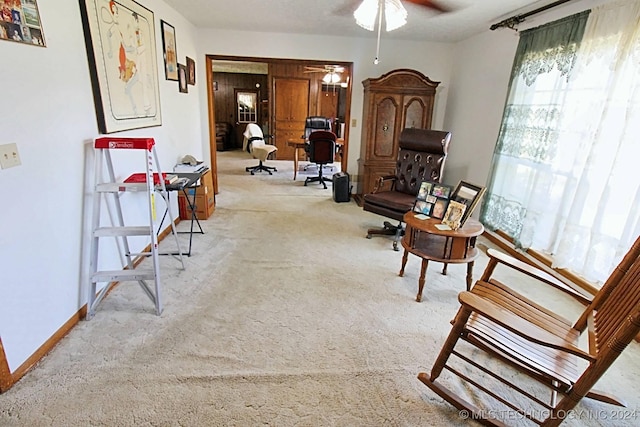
372, 95, 400, 160
403, 96, 431, 129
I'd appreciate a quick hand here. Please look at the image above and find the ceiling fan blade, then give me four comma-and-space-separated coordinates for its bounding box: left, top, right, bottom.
331, 0, 362, 17
404, 0, 451, 13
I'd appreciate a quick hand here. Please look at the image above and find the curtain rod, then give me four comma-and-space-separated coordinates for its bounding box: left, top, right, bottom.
490, 0, 574, 31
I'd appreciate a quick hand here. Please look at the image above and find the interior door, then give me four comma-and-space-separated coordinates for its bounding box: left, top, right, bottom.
234, 89, 259, 149
274, 78, 309, 159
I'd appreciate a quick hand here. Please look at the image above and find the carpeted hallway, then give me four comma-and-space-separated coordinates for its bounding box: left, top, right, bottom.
1, 150, 638, 426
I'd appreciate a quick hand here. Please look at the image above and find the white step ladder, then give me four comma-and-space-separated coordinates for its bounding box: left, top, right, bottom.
87, 137, 184, 319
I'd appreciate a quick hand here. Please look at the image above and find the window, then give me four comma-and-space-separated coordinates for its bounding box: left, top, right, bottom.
236, 91, 257, 123
481, 2, 640, 285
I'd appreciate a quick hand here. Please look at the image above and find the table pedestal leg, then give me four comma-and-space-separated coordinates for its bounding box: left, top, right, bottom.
416, 259, 429, 302
293, 146, 299, 180
399, 249, 409, 277
466, 261, 475, 291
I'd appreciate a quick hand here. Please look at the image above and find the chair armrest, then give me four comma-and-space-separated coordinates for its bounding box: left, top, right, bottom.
372, 175, 397, 193
485, 248, 592, 305
459, 291, 594, 361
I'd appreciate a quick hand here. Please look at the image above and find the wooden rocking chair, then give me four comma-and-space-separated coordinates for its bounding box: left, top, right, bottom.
419, 235, 640, 426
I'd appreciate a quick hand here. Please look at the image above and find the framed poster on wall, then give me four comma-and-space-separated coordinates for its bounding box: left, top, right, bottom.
79, 0, 162, 133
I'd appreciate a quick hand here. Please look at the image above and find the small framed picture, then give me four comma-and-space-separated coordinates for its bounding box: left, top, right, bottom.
186, 56, 195, 85
413, 200, 433, 216
451, 180, 486, 226
431, 197, 449, 219
160, 20, 178, 81
432, 184, 452, 198
178, 63, 188, 93
442, 200, 467, 230
417, 181, 433, 201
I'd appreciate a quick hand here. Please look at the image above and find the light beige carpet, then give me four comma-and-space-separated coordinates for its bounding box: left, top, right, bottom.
1, 151, 639, 426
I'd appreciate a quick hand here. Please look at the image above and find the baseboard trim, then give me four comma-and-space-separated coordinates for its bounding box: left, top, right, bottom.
0, 337, 12, 393
0, 219, 182, 394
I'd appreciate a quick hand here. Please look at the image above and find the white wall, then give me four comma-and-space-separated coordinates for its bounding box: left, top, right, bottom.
0, 0, 203, 372
0, 0, 604, 375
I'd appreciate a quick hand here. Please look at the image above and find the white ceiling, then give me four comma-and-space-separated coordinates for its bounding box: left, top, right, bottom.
162, 0, 554, 43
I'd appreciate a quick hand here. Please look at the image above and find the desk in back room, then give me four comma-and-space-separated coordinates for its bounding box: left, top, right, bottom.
287, 138, 344, 180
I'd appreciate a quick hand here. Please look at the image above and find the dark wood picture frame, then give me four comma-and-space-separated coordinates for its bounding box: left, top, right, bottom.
178, 63, 188, 93
160, 20, 178, 81
186, 56, 195, 85
451, 180, 486, 226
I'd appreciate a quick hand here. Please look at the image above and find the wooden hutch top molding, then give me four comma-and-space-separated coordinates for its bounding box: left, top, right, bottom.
362, 68, 440, 94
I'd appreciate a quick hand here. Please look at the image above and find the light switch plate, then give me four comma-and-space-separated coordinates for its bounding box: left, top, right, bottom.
0, 143, 21, 169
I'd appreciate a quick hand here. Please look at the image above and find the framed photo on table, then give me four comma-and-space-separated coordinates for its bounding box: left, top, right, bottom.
79, 0, 162, 133
442, 200, 467, 230
413, 200, 433, 216
160, 20, 178, 81
451, 181, 486, 226
432, 184, 452, 198
431, 197, 450, 220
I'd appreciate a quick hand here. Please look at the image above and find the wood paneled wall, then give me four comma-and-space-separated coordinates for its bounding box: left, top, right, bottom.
213, 73, 269, 149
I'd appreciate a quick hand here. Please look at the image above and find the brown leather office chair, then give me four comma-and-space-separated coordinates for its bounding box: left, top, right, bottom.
363, 128, 451, 250
419, 236, 640, 426
304, 131, 336, 189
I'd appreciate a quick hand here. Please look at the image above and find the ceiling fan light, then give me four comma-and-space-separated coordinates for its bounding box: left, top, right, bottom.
354, 0, 378, 31
323, 72, 341, 84
384, 0, 407, 31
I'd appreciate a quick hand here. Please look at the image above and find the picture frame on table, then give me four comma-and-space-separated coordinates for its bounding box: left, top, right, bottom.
432, 184, 452, 198
78, 0, 162, 133
160, 20, 178, 81
451, 180, 486, 226
442, 200, 467, 230
178, 63, 188, 93
186, 56, 195, 85
416, 181, 433, 201
431, 197, 450, 220
413, 200, 433, 216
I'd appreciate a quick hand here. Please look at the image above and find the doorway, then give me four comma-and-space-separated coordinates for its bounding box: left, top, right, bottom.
205, 55, 353, 193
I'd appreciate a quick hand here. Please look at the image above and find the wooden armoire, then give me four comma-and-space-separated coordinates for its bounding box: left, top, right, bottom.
357, 69, 440, 197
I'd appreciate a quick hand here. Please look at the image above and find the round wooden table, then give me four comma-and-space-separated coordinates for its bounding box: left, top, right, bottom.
399, 211, 484, 302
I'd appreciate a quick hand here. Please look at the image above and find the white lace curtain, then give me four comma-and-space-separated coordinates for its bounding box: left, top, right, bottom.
481, 0, 640, 285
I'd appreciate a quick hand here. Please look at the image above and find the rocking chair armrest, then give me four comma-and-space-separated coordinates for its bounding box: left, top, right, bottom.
459, 291, 595, 361
372, 175, 397, 193
485, 248, 592, 306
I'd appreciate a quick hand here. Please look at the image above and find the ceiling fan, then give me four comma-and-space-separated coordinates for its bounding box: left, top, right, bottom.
336, 0, 451, 18
338, 0, 453, 64
304, 65, 346, 84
